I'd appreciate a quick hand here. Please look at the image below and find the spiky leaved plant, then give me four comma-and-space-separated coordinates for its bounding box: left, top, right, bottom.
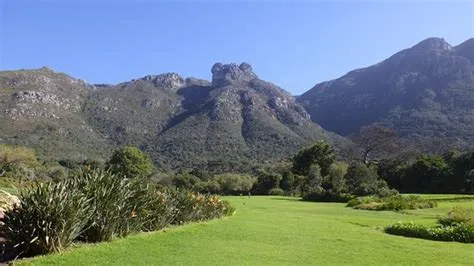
0, 180, 93, 258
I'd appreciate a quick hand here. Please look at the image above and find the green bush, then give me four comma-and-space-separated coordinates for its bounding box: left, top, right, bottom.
438, 207, 474, 227
0, 181, 93, 257
0, 169, 235, 259
106, 146, 153, 178
385, 222, 474, 243
214, 173, 255, 195
170, 190, 233, 224
269, 188, 284, 195
347, 195, 436, 211
73, 169, 154, 242
138, 189, 179, 232
303, 189, 353, 202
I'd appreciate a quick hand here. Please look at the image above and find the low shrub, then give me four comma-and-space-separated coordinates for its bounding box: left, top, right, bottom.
385, 222, 474, 243
171, 190, 233, 224
347, 195, 436, 211
438, 207, 474, 227
0, 169, 235, 259
0, 181, 93, 257
269, 188, 285, 196
302, 189, 353, 202
74, 169, 149, 242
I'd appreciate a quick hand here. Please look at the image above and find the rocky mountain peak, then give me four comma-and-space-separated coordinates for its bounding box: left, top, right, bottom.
410, 37, 453, 53
211, 62, 257, 87
38, 66, 55, 72
141, 72, 185, 90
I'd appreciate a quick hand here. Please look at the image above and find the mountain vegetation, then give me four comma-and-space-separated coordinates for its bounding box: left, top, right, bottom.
0, 64, 343, 172
299, 37, 474, 150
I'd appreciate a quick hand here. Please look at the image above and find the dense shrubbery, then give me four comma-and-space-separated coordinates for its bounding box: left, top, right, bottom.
438, 207, 473, 227
385, 208, 474, 243
379, 151, 474, 194
0, 169, 234, 259
347, 195, 436, 211
385, 222, 474, 243
0, 180, 93, 257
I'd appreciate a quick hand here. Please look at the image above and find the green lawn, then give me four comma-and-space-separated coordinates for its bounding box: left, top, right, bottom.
18, 196, 474, 265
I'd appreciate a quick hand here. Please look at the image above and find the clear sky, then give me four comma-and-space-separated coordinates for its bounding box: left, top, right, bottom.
0, 1, 473, 95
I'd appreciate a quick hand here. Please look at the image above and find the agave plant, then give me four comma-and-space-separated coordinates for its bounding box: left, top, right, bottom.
0, 180, 93, 257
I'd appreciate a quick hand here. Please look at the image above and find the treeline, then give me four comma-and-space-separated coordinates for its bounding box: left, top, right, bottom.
1, 123, 473, 196
379, 151, 474, 194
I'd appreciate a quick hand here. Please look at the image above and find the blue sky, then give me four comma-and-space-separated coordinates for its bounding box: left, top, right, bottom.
0, 1, 473, 95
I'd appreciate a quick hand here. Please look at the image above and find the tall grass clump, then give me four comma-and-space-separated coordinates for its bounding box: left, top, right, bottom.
0, 180, 93, 257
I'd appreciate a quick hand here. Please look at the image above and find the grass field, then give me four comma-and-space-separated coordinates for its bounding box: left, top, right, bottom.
16, 195, 474, 265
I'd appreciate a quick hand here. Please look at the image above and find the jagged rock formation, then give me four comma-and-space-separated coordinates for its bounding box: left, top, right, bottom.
0, 63, 342, 171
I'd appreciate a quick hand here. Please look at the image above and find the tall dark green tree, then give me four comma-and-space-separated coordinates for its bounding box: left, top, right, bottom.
292, 141, 336, 177
106, 146, 153, 178
404, 155, 451, 193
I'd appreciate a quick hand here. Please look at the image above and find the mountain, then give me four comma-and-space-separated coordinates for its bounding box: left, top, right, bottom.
298, 37, 474, 148
0, 67, 113, 160
0, 63, 343, 171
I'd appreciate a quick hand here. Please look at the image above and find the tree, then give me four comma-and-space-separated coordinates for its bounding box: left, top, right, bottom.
404, 155, 451, 193
292, 141, 336, 177
214, 173, 255, 195
327, 162, 348, 193
251, 170, 282, 195
351, 124, 399, 165
106, 146, 153, 178
172, 172, 200, 190
344, 163, 394, 196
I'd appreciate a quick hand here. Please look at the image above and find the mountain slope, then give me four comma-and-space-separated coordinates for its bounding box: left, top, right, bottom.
299, 37, 474, 147
88, 63, 344, 170
0, 63, 344, 170
0, 67, 113, 160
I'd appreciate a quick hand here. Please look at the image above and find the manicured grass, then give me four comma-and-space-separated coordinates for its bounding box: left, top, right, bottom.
17, 196, 474, 265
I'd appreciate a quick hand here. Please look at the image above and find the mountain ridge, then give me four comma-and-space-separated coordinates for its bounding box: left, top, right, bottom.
0, 62, 342, 171
298, 37, 474, 149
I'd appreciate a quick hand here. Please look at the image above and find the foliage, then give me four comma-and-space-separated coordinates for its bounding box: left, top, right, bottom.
172, 172, 201, 190
279, 170, 295, 191
292, 141, 336, 177
0, 180, 93, 257
73, 169, 150, 242
302, 189, 353, 202
0, 145, 39, 169
251, 170, 281, 195
21, 196, 474, 265
404, 154, 452, 193
344, 163, 396, 197
385, 222, 474, 243
379, 150, 474, 194
327, 162, 348, 193
170, 190, 234, 224
269, 188, 285, 196
213, 173, 255, 195
350, 124, 399, 164
0, 168, 234, 260
438, 207, 474, 227
347, 195, 436, 211
106, 146, 153, 178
